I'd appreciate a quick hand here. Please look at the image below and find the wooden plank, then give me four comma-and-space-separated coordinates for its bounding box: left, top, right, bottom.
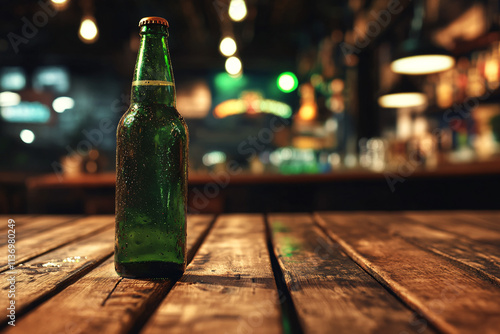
316, 212, 500, 334
0, 227, 114, 319
0, 215, 38, 229
0, 215, 82, 246
419, 211, 500, 226
141, 214, 282, 334
2, 215, 215, 334
405, 212, 500, 244
185, 215, 218, 261
0, 215, 56, 233
0, 216, 113, 272
369, 212, 500, 285
406, 211, 500, 232
462, 212, 500, 229
267, 213, 434, 334
0, 216, 30, 234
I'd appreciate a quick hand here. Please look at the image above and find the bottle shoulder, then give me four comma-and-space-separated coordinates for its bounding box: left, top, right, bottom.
118, 104, 188, 133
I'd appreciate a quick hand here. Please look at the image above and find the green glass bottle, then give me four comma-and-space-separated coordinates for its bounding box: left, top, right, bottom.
115, 17, 188, 279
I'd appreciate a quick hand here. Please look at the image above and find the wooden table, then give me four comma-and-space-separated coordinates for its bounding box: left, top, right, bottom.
0, 212, 499, 333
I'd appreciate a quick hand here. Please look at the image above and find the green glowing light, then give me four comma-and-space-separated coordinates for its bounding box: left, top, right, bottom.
277, 72, 298, 93
214, 72, 246, 92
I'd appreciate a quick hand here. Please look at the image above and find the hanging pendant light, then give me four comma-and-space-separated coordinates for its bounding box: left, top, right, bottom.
378, 76, 427, 108
391, 40, 455, 75
79, 15, 99, 43
378, 92, 427, 108
78, 0, 98, 44
391, 0, 455, 75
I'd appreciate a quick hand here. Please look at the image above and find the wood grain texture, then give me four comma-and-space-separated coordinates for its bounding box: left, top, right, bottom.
464, 212, 500, 227
315, 212, 500, 334
0, 215, 82, 246
268, 214, 434, 334
0, 227, 114, 319
142, 214, 283, 334
0, 216, 112, 272
267, 213, 433, 334
1, 215, 215, 334
0, 215, 39, 231
366, 212, 500, 285
448, 212, 500, 228
405, 212, 500, 245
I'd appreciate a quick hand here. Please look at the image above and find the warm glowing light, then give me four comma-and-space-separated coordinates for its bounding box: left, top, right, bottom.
225, 56, 242, 76
378, 92, 427, 108
0, 91, 21, 107
219, 37, 237, 57
203, 151, 226, 166
52, 96, 75, 113
79, 17, 98, 43
229, 0, 247, 22
397, 109, 412, 140
51, 0, 69, 10
391, 55, 455, 75
214, 98, 292, 119
277, 72, 298, 93
485, 58, 500, 88
344, 154, 357, 168
20, 129, 35, 144
176, 82, 212, 119
214, 100, 245, 118
328, 153, 341, 167
325, 118, 338, 132
297, 103, 317, 121
331, 79, 344, 93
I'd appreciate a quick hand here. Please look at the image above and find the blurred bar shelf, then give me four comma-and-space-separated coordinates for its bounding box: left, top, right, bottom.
25, 156, 500, 188
21, 157, 500, 214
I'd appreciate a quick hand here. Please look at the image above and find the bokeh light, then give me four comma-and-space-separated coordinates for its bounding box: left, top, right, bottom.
277, 72, 298, 93
20, 129, 35, 144
229, 0, 247, 22
219, 37, 237, 57
225, 56, 242, 76
79, 17, 99, 43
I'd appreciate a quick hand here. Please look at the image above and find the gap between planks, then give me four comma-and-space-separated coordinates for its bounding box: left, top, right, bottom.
0, 227, 115, 327
0, 215, 216, 334
140, 214, 283, 334
263, 214, 304, 334
314, 212, 500, 334
267, 213, 437, 334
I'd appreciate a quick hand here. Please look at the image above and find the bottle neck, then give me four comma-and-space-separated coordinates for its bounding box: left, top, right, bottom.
130, 25, 176, 107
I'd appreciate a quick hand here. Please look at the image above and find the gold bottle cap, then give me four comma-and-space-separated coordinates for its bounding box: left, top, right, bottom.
139, 17, 169, 27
